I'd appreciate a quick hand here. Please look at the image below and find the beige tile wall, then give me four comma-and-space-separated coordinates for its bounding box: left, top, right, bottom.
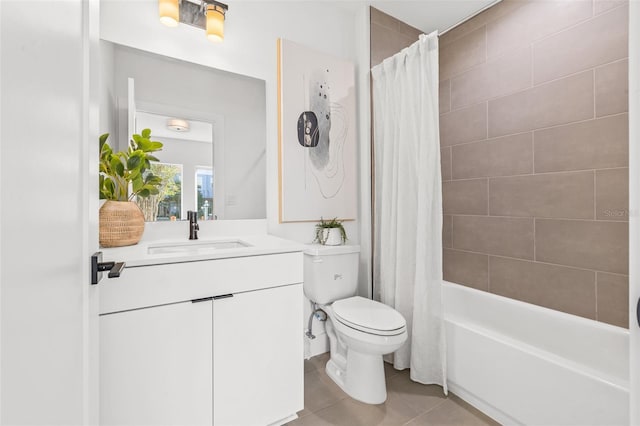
440, 0, 629, 327
370, 7, 422, 68
370, 3, 628, 327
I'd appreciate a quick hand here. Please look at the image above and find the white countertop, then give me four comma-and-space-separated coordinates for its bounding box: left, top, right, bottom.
101, 234, 305, 267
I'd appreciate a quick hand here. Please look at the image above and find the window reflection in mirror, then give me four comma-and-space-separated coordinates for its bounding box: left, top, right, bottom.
196, 168, 214, 220
138, 162, 183, 221
135, 111, 214, 221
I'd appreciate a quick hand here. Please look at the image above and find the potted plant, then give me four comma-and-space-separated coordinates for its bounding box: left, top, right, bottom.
99, 129, 163, 247
314, 217, 347, 246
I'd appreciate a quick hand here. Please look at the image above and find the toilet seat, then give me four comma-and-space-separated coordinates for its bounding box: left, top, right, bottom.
332, 296, 406, 336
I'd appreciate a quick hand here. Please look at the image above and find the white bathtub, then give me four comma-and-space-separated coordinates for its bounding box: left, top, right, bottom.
443, 281, 630, 425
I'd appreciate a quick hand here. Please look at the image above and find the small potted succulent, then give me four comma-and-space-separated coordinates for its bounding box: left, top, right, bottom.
99, 129, 163, 247
314, 217, 347, 246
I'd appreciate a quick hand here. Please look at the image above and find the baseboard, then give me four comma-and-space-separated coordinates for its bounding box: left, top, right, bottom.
268, 413, 298, 426
304, 331, 329, 359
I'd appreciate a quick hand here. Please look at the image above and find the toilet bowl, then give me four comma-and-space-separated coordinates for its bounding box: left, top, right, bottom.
303, 245, 408, 404
322, 297, 407, 404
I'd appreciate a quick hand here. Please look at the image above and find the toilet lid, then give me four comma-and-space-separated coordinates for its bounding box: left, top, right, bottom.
332, 296, 406, 336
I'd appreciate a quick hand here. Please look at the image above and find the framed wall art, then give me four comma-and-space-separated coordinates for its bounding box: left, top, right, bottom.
277, 38, 357, 223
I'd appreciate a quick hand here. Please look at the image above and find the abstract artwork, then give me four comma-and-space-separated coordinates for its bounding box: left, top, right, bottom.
277, 39, 357, 223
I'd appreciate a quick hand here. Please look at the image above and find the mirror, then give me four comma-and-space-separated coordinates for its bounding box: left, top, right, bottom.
99, 40, 267, 221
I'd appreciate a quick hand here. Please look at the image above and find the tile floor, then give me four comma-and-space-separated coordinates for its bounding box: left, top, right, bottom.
288, 353, 499, 426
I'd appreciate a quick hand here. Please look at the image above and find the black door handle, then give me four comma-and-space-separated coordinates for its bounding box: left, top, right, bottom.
91, 252, 126, 285
107, 262, 126, 278
637, 297, 640, 328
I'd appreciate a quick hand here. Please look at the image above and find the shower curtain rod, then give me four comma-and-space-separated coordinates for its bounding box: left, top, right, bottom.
438, 0, 502, 36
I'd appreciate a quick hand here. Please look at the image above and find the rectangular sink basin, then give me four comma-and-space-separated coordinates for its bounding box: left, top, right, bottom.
148, 240, 252, 255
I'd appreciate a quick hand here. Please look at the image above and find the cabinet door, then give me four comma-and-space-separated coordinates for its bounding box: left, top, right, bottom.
100, 301, 213, 426
213, 284, 303, 426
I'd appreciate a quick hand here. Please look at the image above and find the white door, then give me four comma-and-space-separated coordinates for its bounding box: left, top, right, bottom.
100, 301, 213, 426
630, 0, 640, 423
213, 285, 304, 426
0, 0, 100, 423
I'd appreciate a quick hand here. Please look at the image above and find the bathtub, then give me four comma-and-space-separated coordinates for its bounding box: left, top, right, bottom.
443, 281, 629, 425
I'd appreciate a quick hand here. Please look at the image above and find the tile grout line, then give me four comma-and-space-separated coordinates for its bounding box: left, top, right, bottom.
303, 395, 349, 419
484, 25, 488, 62
441, 111, 627, 148
445, 56, 628, 115
593, 57, 629, 70
593, 68, 597, 119
528, 2, 626, 49
444, 212, 628, 223
595, 271, 599, 321
533, 217, 536, 262
441, 26, 489, 82
532, 130, 536, 174
445, 7, 591, 85
444, 246, 628, 276
487, 253, 491, 292
449, 146, 453, 180
485, 100, 489, 140
450, 214, 454, 249
442, 166, 629, 182
486, 177, 490, 216
400, 397, 450, 426
594, 170, 597, 220
530, 40, 535, 88
448, 78, 452, 114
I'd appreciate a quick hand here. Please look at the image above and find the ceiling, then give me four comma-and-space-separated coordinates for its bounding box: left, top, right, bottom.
331, 0, 500, 34
372, 0, 499, 33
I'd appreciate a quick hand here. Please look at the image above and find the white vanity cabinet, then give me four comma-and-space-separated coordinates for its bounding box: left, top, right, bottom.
99, 252, 303, 426
100, 300, 214, 426
212, 284, 302, 425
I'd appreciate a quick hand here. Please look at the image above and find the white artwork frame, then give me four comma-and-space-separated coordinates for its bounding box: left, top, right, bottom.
277, 38, 357, 223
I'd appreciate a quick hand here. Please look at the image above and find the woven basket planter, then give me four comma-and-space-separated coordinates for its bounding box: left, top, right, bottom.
99, 200, 145, 247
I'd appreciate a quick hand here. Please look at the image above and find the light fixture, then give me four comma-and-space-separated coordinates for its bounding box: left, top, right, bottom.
205, 3, 226, 43
159, 0, 179, 27
159, 0, 229, 43
166, 118, 190, 132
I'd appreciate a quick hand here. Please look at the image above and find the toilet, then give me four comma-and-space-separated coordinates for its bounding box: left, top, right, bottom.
303, 244, 407, 405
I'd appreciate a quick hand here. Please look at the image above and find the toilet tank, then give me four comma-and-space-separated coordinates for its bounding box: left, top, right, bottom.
303, 244, 360, 305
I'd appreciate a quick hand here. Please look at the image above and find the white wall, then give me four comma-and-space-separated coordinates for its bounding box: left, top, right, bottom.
100, 40, 117, 139
101, 0, 368, 243
100, 0, 364, 247
101, 1, 372, 354
1, 0, 99, 423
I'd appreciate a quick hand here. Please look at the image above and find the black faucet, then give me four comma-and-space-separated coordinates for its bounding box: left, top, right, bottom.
187, 211, 199, 240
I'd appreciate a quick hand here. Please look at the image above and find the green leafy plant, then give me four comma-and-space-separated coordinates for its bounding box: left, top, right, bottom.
314, 217, 347, 245
99, 129, 164, 201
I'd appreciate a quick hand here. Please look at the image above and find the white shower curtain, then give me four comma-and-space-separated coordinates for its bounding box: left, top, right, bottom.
371, 31, 447, 392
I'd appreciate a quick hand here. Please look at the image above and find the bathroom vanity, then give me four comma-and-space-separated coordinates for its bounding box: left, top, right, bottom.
99, 234, 304, 426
